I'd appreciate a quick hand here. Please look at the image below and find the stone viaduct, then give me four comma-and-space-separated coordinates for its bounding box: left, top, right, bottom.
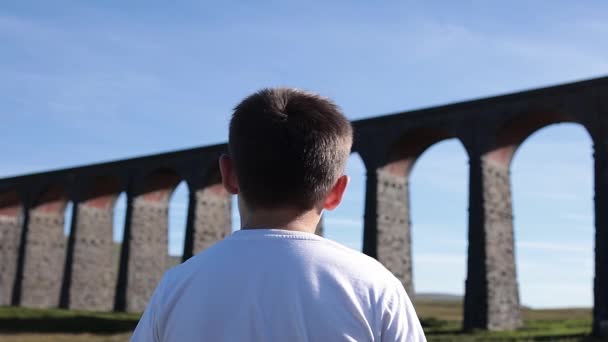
0, 76, 607, 336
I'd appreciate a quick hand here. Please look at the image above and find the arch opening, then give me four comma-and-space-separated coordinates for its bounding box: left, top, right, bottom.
409, 138, 468, 319
112, 191, 127, 293
231, 195, 240, 232
63, 202, 74, 237
323, 153, 365, 251
511, 123, 593, 311
168, 181, 188, 263
113, 192, 127, 245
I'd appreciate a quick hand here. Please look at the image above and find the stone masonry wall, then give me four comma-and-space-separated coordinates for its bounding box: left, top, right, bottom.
482, 158, 522, 330
0, 214, 21, 305
69, 204, 117, 311
125, 197, 168, 312
20, 210, 66, 308
191, 187, 231, 256
375, 168, 414, 295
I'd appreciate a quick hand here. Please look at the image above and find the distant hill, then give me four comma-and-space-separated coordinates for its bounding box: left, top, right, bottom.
415, 293, 463, 302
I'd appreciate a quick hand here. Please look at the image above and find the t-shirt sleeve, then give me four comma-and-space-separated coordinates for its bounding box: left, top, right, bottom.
380, 280, 427, 342
130, 272, 169, 342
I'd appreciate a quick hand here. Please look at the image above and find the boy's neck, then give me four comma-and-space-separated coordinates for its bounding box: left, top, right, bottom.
240, 207, 321, 234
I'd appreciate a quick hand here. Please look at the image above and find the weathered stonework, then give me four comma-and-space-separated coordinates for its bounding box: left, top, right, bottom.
68, 204, 117, 311
481, 158, 522, 330
191, 186, 231, 256
20, 210, 66, 308
0, 213, 21, 305
0, 76, 605, 331
465, 155, 521, 331
125, 197, 168, 312
375, 168, 413, 296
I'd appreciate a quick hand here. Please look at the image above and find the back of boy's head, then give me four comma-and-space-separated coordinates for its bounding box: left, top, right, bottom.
229, 88, 353, 210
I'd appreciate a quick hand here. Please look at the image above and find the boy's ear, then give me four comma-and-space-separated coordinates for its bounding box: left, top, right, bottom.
219, 154, 239, 195
322, 175, 349, 211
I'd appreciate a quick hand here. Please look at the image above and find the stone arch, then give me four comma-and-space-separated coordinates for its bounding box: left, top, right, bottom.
0, 190, 23, 306
21, 185, 69, 308
65, 175, 123, 311
487, 110, 589, 167
121, 168, 182, 312
366, 126, 466, 296
384, 128, 453, 176
183, 162, 231, 260
140, 168, 183, 203
464, 111, 590, 331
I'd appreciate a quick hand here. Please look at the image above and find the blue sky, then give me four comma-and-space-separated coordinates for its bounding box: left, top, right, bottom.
1, 1, 606, 308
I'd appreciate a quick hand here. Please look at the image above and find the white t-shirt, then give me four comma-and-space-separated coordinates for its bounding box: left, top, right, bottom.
131, 229, 426, 342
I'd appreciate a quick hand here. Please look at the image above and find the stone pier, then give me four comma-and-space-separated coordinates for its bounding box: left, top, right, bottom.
0, 192, 21, 306
464, 152, 521, 331
20, 189, 68, 308
189, 184, 232, 256
363, 166, 413, 296
123, 195, 170, 312
67, 201, 117, 311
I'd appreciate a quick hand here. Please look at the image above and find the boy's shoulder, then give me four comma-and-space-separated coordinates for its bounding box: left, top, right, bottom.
316, 237, 404, 287
165, 230, 403, 295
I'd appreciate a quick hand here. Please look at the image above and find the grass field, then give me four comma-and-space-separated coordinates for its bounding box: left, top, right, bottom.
0, 301, 603, 341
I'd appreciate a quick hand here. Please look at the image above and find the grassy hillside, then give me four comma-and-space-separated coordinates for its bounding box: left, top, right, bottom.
413, 298, 597, 341
0, 301, 600, 342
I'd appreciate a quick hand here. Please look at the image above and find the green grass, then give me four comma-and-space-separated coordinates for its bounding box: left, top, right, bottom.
0, 304, 604, 341
414, 299, 600, 341
0, 306, 139, 334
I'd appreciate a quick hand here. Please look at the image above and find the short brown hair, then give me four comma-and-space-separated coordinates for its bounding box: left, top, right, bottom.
229, 88, 353, 210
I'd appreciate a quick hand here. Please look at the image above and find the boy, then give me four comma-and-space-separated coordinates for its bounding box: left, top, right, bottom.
131, 88, 426, 341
